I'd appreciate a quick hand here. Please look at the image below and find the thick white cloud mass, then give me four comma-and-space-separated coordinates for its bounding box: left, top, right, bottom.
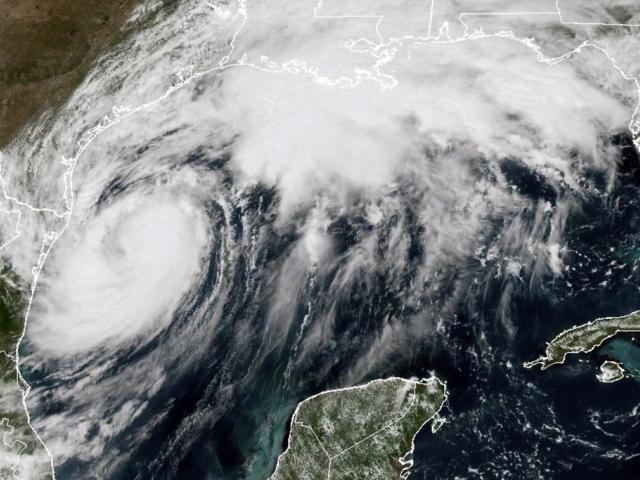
0, 0, 639, 477
28, 193, 208, 354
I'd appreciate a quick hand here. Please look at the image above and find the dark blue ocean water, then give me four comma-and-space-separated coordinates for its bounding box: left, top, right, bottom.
23, 133, 640, 479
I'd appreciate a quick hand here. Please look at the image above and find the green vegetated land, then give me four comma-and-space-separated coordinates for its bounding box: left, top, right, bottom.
0, 261, 26, 353
270, 376, 447, 480
0, 258, 52, 478
525, 311, 640, 370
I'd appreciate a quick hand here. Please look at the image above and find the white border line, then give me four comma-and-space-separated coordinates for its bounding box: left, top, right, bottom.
556, 0, 640, 27
524, 310, 640, 370
268, 376, 449, 480
0, 0, 637, 476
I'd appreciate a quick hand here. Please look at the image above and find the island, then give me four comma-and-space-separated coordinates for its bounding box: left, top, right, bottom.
270, 376, 447, 480
524, 310, 640, 370
596, 360, 625, 383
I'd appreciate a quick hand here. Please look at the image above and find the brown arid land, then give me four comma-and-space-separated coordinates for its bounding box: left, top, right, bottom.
0, 2, 146, 475
0, 0, 142, 148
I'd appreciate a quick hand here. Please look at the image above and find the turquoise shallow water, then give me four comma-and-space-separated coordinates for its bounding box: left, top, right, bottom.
600, 337, 640, 378
243, 396, 296, 480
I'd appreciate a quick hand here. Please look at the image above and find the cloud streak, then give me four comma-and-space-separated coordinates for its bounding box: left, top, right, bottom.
0, 0, 638, 476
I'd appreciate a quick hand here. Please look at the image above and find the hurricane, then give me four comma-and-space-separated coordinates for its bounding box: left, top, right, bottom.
1, 0, 640, 479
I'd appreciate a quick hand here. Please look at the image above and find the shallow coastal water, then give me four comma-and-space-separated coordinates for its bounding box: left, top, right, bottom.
601, 337, 640, 379
4, 2, 640, 478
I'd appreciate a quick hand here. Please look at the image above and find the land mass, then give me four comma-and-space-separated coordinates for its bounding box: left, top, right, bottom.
596, 360, 625, 383
0, 0, 185, 147
524, 310, 640, 370
0, 259, 51, 478
270, 376, 447, 480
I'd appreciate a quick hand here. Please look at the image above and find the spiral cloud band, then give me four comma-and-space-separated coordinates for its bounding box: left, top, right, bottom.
0, 0, 639, 478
